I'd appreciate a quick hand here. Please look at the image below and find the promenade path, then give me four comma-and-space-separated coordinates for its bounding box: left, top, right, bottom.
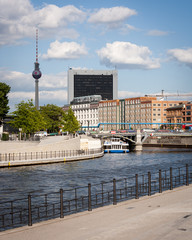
0, 185, 192, 240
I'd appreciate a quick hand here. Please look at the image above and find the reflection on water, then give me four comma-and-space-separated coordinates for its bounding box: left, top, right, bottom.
0, 148, 192, 202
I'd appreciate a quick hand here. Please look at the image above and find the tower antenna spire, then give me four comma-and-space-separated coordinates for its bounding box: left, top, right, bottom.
36, 29, 38, 63
32, 28, 42, 110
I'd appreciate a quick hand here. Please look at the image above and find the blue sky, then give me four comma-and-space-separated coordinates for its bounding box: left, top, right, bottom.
1, 0, 192, 112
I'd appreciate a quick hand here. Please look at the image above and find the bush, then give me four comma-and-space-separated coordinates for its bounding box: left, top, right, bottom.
1, 132, 9, 141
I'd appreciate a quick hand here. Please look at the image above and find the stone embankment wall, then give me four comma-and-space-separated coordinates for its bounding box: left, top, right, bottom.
0, 135, 101, 154
0, 135, 103, 167
143, 135, 192, 148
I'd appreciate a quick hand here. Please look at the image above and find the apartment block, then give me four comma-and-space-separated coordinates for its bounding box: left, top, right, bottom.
98, 97, 187, 131
182, 102, 192, 124
64, 95, 101, 129
166, 103, 184, 126
99, 99, 120, 131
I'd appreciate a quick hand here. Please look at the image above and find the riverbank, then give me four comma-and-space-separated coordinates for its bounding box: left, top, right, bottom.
0, 135, 101, 153
0, 135, 103, 167
0, 185, 191, 240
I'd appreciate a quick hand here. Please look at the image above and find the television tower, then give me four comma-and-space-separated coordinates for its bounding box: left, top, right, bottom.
32, 29, 42, 110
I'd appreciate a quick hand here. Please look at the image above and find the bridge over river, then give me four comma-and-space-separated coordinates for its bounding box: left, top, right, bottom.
91, 131, 192, 150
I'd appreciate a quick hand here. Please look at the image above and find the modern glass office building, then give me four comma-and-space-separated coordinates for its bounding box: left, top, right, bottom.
68, 69, 118, 103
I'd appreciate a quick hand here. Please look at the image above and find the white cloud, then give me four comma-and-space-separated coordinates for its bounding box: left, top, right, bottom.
42, 41, 88, 60
0, 0, 86, 45
8, 90, 67, 112
168, 48, 192, 68
97, 41, 160, 69
0, 69, 67, 90
88, 6, 137, 28
40, 90, 67, 101
147, 30, 169, 36
118, 91, 144, 99
9, 90, 67, 101
1, 68, 68, 111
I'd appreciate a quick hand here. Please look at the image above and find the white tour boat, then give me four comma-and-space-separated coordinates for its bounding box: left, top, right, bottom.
104, 138, 129, 153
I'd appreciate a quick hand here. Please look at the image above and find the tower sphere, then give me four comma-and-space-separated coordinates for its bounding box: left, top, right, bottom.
32, 69, 42, 79
32, 62, 42, 79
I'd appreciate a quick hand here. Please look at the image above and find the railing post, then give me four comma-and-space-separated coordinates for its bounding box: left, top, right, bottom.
113, 178, 117, 205
170, 167, 173, 190
102, 182, 104, 205
159, 170, 162, 193
28, 194, 32, 226
60, 189, 64, 218
135, 174, 139, 199
11, 201, 13, 226
186, 164, 189, 186
148, 172, 151, 196
88, 183, 92, 211
45, 194, 48, 217
75, 188, 77, 211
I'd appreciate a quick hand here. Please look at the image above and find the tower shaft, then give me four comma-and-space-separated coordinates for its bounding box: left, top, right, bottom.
35, 79, 39, 110
32, 29, 42, 110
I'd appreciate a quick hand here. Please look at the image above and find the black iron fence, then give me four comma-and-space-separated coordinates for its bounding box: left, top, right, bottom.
0, 148, 102, 162
0, 164, 191, 231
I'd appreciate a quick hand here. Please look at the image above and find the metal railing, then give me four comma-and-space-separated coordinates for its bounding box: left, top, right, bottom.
0, 164, 191, 231
0, 148, 103, 162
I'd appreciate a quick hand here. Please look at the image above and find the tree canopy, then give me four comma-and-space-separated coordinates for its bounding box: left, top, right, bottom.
0, 83, 11, 125
62, 107, 80, 134
40, 104, 66, 133
10, 100, 46, 134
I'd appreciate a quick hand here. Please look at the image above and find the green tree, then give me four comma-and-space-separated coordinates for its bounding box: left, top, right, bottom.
40, 104, 65, 133
62, 107, 80, 134
10, 100, 46, 134
0, 83, 11, 125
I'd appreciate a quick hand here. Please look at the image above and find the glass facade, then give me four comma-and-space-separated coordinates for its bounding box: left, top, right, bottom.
74, 74, 113, 100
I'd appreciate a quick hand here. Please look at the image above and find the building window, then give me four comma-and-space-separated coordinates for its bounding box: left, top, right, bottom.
186, 105, 191, 110
153, 104, 156, 106
186, 117, 191, 121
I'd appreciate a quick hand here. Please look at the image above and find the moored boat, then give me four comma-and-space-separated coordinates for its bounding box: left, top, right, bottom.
104, 138, 129, 153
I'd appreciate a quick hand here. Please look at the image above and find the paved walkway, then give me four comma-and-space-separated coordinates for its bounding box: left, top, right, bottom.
0, 185, 192, 240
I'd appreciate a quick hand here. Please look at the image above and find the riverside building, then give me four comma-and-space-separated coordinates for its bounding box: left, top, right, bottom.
182, 102, 192, 124
67, 69, 118, 104
63, 95, 101, 129
98, 97, 187, 131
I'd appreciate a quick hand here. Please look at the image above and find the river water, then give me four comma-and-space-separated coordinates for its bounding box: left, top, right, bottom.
0, 148, 192, 202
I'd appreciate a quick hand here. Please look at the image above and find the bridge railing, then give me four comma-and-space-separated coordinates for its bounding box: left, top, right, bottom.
0, 164, 191, 231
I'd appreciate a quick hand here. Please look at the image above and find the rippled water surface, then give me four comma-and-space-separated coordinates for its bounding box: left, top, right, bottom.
0, 147, 192, 202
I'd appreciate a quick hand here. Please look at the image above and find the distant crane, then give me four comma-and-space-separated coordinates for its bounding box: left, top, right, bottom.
145, 90, 192, 99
